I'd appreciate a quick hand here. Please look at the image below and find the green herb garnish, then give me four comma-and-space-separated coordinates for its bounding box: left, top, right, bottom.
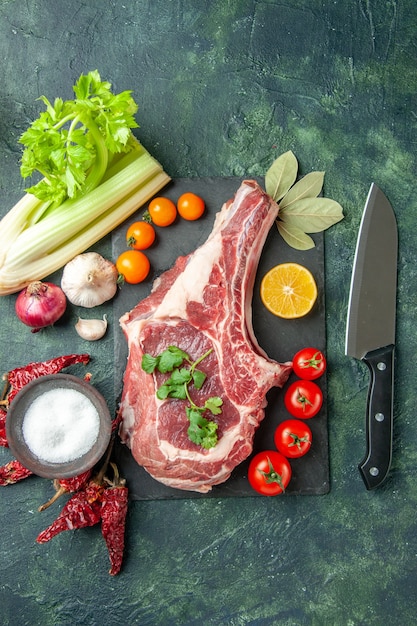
141, 346, 222, 450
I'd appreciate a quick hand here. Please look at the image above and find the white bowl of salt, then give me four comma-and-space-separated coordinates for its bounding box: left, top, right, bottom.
6, 374, 112, 478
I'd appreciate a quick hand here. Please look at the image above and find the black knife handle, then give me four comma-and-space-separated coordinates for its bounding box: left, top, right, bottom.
358, 344, 395, 489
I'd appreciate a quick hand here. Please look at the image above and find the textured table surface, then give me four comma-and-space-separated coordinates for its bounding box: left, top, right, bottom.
1, 2, 416, 625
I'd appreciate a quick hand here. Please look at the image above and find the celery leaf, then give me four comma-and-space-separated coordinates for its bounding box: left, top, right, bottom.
18, 70, 139, 202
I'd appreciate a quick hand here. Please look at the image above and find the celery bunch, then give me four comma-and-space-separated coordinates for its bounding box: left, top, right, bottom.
0, 71, 170, 295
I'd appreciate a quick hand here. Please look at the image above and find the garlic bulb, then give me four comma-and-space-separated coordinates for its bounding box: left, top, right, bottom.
61, 252, 118, 307
75, 315, 108, 341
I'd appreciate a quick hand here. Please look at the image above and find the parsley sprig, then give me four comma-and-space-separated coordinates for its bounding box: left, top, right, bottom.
141, 346, 222, 449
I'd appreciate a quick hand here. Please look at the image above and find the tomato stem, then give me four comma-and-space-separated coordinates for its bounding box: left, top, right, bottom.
288, 433, 311, 450
296, 387, 313, 411
300, 351, 324, 370
258, 456, 285, 491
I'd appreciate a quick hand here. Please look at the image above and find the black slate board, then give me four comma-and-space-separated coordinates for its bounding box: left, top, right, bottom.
112, 177, 329, 499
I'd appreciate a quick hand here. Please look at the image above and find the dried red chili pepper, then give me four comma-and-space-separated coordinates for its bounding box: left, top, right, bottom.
38, 469, 93, 511
36, 481, 104, 543
0, 376, 9, 447
0, 459, 33, 485
6, 353, 90, 404
101, 465, 129, 576
0, 408, 7, 447
58, 470, 93, 493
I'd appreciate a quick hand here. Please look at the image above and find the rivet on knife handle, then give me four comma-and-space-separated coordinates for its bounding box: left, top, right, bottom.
358, 344, 394, 490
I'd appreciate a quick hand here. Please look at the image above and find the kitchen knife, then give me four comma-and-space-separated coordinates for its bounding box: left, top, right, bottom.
345, 183, 397, 490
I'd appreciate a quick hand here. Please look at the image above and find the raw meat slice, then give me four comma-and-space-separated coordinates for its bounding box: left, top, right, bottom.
118, 180, 292, 493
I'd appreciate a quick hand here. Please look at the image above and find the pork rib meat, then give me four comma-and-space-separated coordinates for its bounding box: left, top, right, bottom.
118, 180, 292, 493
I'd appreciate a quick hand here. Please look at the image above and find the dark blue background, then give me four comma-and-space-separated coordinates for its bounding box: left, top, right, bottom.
0, 2, 415, 624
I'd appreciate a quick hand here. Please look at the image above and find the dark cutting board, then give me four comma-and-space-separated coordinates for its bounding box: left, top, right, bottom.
112, 177, 329, 499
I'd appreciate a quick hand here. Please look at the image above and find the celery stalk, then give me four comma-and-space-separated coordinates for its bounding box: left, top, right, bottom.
4, 150, 162, 268
0, 193, 47, 266
0, 151, 170, 294
0, 71, 171, 295
0, 169, 170, 294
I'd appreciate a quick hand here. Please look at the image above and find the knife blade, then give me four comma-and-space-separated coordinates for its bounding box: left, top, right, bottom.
345, 183, 398, 489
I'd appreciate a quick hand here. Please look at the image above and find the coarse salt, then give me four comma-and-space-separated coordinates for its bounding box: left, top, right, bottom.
22, 387, 100, 463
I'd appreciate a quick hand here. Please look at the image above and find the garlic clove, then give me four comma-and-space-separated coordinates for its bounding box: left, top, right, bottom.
75, 315, 108, 341
61, 252, 118, 308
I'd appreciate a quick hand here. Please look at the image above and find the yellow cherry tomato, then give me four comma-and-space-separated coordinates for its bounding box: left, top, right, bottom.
147, 197, 177, 227
177, 192, 205, 221
126, 221, 156, 250
116, 250, 150, 284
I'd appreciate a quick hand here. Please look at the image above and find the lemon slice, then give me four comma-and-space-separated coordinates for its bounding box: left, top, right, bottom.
260, 262, 318, 319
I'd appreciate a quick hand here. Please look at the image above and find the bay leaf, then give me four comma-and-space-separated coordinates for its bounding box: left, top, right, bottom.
265, 151, 298, 202
277, 221, 315, 250
279, 171, 325, 209
279, 197, 344, 233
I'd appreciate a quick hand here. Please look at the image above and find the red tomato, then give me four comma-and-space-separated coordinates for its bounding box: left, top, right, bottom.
274, 419, 312, 458
247, 450, 292, 496
116, 250, 150, 284
126, 221, 156, 250
292, 347, 326, 380
177, 192, 205, 221
284, 380, 323, 419
147, 197, 177, 227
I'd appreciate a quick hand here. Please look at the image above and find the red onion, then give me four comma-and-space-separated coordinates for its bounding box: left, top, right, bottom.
15, 281, 67, 332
